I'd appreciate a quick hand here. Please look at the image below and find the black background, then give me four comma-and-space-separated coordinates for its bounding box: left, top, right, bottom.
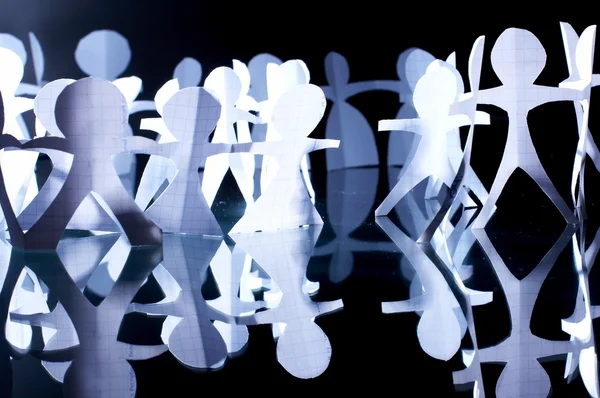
2, 2, 600, 395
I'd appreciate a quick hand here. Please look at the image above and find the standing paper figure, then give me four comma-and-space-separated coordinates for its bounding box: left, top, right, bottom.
321, 51, 400, 171
376, 61, 489, 217
121, 86, 230, 236
471, 28, 583, 229
229, 84, 339, 234
234, 226, 344, 379
10, 78, 162, 250
202, 66, 259, 208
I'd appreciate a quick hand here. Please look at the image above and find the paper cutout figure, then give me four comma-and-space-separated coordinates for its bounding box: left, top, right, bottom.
234, 226, 343, 379
377, 216, 492, 361
202, 66, 259, 208
207, 241, 265, 355
321, 51, 399, 171
559, 22, 600, 220
173, 57, 202, 88
7, 77, 162, 250
121, 86, 228, 236
376, 60, 489, 217
128, 234, 231, 370
229, 84, 339, 234
247, 53, 282, 145
10, 236, 167, 398
453, 225, 577, 397
471, 28, 582, 229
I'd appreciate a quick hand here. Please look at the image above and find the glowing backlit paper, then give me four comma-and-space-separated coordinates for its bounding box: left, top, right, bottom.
471, 28, 581, 229
229, 84, 339, 234
121, 86, 228, 236
376, 60, 489, 217
233, 226, 343, 379
173, 57, 202, 88
7, 77, 162, 250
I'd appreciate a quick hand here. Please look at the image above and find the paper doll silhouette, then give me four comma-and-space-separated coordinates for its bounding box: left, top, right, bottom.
376, 216, 492, 361
0, 33, 44, 97
173, 57, 202, 88
234, 226, 343, 379
559, 22, 600, 220
229, 84, 339, 234
121, 86, 229, 236
10, 236, 167, 398
128, 234, 231, 370
7, 77, 162, 250
207, 241, 265, 354
313, 168, 398, 283
376, 60, 489, 217
453, 225, 577, 398
472, 28, 584, 229
202, 66, 259, 208
321, 51, 399, 171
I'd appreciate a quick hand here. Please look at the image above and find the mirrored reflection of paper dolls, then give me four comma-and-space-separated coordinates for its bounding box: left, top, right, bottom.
472, 28, 583, 229
10, 77, 163, 250
377, 61, 489, 218
233, 226, 343, 379
453, 226, 577, 398
229, 84, 339, 234
74, 29, 151, 195
128, 234, 231, 370
202, 66, 259, 208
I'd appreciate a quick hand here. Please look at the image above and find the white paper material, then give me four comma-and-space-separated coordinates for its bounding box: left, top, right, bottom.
8, 77, 162, 250
173, 57, 202, 88
128, 234, 230, 370
471, 28, 581, 229
453, 225, 577, 397
9, 235, 167, 398
229, 84, 338, 234
376, 60, 489, 217
202, 66, 259, 208
75, 30, 131, 81
121, 86, 228, 236
233, 226, 343, 378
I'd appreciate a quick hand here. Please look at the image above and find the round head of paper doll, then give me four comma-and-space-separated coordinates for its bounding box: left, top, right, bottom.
324, 52, 350, 90
75, 30, 132, 81
204, 66, 242, 112
0, 47, 25, 96
162, 87, 222, 145
426, 60, 465, 99
271, 84, 326, 140
491, 28, 547, 87
248, 53, 282, 102
413, 64, 458, 119
232, 59, 251, 97
33, 78, 76, 138
0, 34, 27, 66
397, 48, 437, 93
55, 77, 128, 143
173, 57, 203, 89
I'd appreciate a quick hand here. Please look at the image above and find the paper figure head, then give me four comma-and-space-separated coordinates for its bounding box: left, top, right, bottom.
248, 53, 282, 101
34, 78, 76, 137
155, 78, 180, 116
279, 59, 310, 86
162, 86, 221, 144
204, 66, 242, 109
427, 60, 465, 98
413, 64, 458, 119
55, 77, 128, 141
574, 25, 597, 82
232, 59, 251, 96
271, 84, 326, 140
75, 30, 132, 81
0, 47, 24, 95
173, 57, 202, 88
324, 52, 349, 88
491, 28, 546, 86
397, 48, 436, 92
0, 33, 27, 66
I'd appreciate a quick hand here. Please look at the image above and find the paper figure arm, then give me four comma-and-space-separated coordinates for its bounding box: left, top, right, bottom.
230, 142, 277, 156
547, 86, 586, 102
129, 100, 156, 114
15, 83, 40, 97
379, 118, 423, 135
234, 108, 260, 124
121, 135, 175, 156
310, 138, 340, 151
12, 97, 34, 115
236, 95, 259, 112
203, 142, 232, 158
448, 111, 490, 130
22, 137, 71, 153
592, 74, 600, 87
0, 134, 23, 149
474, 87, 501, 106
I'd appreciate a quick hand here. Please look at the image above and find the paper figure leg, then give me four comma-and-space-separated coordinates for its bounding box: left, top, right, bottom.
229, 153, 255, 205
523, 162, 577, 225
135, 156, 176, 211
92, 175, 162, 247
202, 155, 230, 208
465, 166, 489, 204
376, 170, 428, 217
471, 159, 517, 230
301, 155, 315, 204
585, 132, 600, 173
21, 176, 89, 250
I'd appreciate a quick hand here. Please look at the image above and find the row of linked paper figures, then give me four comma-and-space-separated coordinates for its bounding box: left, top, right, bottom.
0, 20, 599, 397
